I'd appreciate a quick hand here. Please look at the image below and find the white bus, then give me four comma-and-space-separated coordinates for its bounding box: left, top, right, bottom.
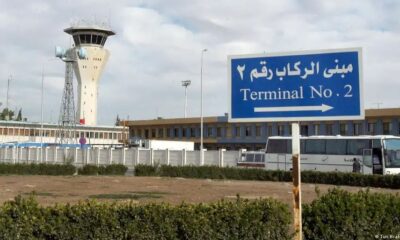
265, 135, 400, 175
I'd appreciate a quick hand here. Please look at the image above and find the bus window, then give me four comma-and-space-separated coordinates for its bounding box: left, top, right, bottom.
362, 149, 373, 167
254, 154, 264, 162
245, 154, 254, 162
372, 139, 382, 148
267, 139, 288, 153
384, 139, 400, 168
347, 139, 370, 155
286, 140, 292, 153
326, 139, 347, 155
305, 139, 326, 154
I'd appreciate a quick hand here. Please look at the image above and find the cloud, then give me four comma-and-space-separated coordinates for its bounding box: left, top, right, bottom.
0, 0, 399, 125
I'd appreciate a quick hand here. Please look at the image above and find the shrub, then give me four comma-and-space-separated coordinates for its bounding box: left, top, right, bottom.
0, 195, 292, 239
99, 164, 128, 175
134, 164, 158, 176
77, 164, 99, 175
135, 165, 400, 189
0, 163, 75, 175
78, 164, 128, 176
303, 188, 400, 239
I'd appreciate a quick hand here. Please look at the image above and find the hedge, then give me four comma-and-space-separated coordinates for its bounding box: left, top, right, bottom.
0, 163, 76, 175
134, 165, 400, 189
0, 163, 128, 176
78, 164, 128, 175
303, 188, 400, 239
0, 195, 292, 240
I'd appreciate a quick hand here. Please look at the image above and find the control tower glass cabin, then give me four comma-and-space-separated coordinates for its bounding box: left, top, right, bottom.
64, 26, 115, 126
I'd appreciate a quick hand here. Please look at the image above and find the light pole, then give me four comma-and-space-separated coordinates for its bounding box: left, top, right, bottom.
6, 75, 12, 120
200, 48, 207, 165
182, 80, 191, 118
40, 65, 45, 162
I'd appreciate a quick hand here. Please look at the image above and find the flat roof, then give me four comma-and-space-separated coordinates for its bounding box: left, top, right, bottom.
0, 120, 125, 131
64, 26, 115, 36
124, 108, 400, 126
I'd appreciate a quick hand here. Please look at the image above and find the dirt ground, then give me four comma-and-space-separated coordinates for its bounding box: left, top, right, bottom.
0, 175, 399, 207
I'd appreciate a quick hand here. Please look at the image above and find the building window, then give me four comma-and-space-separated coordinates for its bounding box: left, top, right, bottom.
353, 123, 362, 136
383, 122, 392, 135
235, 126, 240, 137
182, 128, 187, 137
190, 128, 196, 137
207, 127, 213, 137
314, 124, 320, 135
216, 127, 222, 137
158, 128, 164, 138
256, 126, 261, 137
339, 123, 347, 135
245, 126, 252, 137
326, 124, 333, 135
300, 125, 309, 136
174, 128, 179, 138
167, 128, 171, 138
268, 125, 273, 136
277, 125, 284, 136
151, 129, 156, 138
368, 122, 375, 135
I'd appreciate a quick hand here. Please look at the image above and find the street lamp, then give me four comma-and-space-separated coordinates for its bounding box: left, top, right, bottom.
6, 75, 12, 120
200, 48, 207, 165
182, 80, 191, 118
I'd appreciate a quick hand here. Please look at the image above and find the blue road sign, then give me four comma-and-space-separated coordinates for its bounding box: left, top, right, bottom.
228, 48, 363, 122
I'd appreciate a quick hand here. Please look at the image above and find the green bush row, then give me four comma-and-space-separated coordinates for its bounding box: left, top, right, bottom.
78, 164, 128, 175
0, 163, 76, 175
303, 188, 400, 239
134, 165, 400, 189
0, 163, 128, 176
0, 196, 292, 240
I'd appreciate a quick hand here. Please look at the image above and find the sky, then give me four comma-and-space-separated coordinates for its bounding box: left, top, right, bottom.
0, 0, 399, 125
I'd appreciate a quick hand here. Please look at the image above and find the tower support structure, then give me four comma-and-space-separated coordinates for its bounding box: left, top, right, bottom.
55, 49, 78, 144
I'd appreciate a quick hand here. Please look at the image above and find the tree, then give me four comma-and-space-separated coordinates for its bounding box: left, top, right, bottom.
16, 109, 22, 121
0, 108, 14, 120
115, 114, 121, 126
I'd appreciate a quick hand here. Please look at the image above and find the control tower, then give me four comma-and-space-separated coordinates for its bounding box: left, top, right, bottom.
64, 24, 115, 126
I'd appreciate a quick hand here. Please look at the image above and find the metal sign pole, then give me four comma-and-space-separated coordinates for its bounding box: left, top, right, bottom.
292, 122, 302, 240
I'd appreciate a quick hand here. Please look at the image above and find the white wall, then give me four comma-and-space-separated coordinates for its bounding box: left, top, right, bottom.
0, 147, 241, 169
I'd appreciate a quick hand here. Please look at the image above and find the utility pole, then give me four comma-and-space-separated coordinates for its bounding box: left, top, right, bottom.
200, 48, 207, 165
6, 75, 12, 120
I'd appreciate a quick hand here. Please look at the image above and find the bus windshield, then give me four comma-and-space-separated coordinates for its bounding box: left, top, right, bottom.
384, 139, 400, 168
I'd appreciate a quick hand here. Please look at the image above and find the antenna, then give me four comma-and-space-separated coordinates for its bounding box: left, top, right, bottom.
373, 102, 383, 109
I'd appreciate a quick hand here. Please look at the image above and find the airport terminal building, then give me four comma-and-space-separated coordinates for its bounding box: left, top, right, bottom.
125, 108, 400, 150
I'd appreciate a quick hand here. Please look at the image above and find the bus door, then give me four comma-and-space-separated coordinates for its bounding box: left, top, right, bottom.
362, 149, 373, 174
372, 148, 383, 175
277, 154, 287, 171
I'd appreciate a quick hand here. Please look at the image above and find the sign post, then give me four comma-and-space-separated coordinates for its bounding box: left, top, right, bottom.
228, 48, 363, 239
291, 122, 301, 240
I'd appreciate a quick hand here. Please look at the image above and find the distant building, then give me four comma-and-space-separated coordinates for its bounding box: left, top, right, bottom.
0, 120, 128, 146
125, 108, 400, 150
